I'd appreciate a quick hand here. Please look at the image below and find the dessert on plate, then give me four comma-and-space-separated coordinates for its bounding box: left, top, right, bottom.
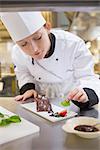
35, 97, 53, 113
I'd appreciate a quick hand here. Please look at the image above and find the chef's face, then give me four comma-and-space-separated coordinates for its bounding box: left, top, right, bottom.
16, 26, 51, 60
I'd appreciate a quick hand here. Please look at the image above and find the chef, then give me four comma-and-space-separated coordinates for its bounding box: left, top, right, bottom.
1, 11, 100, 109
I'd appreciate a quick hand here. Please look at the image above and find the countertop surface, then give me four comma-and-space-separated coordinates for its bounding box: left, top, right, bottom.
0, 97, 100, 150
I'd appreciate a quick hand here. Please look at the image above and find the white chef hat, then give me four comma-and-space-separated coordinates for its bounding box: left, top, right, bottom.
0, 11, 46, 42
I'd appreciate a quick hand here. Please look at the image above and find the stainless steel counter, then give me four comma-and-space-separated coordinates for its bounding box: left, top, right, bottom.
0, 97, 100, 150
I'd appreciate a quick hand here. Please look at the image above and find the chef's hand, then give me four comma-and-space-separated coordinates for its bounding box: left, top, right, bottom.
15, 89, 38, 102
67, 88, 88, 103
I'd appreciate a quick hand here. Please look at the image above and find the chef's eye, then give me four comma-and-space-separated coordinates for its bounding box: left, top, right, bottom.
21, 42, 27, 47
34, 35, 42, 41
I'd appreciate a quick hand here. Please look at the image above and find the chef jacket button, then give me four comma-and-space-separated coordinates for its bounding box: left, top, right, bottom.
32, 58, 34, 65
39, 77, 41, 80
56, 58, 59, 61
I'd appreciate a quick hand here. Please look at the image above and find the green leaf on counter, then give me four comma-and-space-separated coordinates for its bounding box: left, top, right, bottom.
0, 112, 4, 118
60, 100, 70, 107
8, 115, 21, 123
0, 119, 11, 126
0, 115, 21, 127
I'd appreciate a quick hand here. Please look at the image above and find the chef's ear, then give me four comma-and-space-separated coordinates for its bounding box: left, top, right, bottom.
44, 22, 52, 31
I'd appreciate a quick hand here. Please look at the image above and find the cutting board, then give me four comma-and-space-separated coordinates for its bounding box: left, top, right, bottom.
0, 106, 40, 145
21, 102, 77, 122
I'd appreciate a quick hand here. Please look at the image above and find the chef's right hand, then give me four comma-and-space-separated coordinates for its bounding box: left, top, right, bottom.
15, 89, 38, 102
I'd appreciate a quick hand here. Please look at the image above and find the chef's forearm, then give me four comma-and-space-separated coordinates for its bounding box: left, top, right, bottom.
72, 88, 99, 109
20, 83, 35, 94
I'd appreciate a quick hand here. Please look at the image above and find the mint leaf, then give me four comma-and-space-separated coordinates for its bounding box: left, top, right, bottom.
8, 115, 21, 123
0, 115, 21, 127
0, 119, 11, 126
0, 112, 4, 118
60, 100, 70, 107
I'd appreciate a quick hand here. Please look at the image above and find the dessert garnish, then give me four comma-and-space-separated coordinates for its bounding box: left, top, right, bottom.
60, 94, 70, 107
49, 110, 67, 117
60, 100, 70, 107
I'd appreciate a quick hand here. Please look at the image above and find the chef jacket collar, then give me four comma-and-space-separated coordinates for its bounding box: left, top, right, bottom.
44, 33, 56, 58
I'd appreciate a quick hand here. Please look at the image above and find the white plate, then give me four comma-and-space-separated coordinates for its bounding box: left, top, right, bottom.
62, 116, 100, 139
0, 106, 40, 145
21, 102, 77, 122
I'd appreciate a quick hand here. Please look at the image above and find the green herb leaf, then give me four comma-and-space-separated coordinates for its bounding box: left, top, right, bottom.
0, 119, 11, 126
8, 115, 21, 123
0, 112, 4, 118
0, 115, 21, 127
60, 100, 70, 107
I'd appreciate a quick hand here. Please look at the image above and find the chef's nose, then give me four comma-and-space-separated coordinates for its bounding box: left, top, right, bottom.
30, 39, 38, 52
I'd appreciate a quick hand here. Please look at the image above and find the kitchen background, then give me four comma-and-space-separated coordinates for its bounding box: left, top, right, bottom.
0, 11, 100, 96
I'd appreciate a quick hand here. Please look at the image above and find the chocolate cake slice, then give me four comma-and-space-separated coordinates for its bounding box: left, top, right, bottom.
35, 97, 53, 113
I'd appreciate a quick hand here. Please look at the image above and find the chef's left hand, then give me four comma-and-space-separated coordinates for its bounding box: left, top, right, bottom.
67, 88, 88, 103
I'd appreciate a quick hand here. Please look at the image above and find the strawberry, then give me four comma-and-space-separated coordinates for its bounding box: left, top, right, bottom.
58, 110, 67, 117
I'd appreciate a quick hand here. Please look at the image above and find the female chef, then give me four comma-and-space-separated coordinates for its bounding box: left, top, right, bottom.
1, 11, 100, 109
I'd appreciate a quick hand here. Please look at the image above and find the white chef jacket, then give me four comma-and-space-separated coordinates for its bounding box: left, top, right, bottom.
12, 29, 100, 100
